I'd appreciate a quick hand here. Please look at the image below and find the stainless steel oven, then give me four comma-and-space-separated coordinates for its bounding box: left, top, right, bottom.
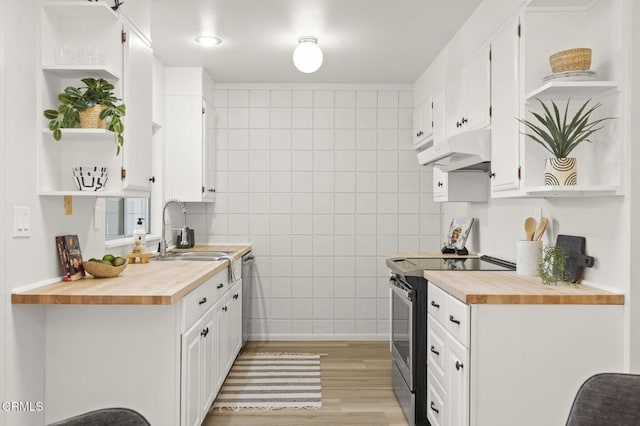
387, 255, 516, 426
390, 273, 416, 425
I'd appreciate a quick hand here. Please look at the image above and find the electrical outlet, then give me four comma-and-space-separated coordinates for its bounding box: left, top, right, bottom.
13, 206, 31, 237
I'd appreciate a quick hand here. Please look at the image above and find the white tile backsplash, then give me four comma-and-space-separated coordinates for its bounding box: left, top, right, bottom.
208, 87, 440, 338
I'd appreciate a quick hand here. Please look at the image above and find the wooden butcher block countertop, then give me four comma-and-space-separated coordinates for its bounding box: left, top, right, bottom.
424, 270, 624, 305
12, 244, 251, 305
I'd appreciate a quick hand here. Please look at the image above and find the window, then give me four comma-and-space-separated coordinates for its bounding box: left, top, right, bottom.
105, 197, 150, 240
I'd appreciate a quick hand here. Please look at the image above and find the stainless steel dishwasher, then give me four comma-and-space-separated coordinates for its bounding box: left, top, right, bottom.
241, 251, 255, 346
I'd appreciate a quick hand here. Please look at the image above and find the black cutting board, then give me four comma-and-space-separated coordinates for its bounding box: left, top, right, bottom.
556, 235, 594, 282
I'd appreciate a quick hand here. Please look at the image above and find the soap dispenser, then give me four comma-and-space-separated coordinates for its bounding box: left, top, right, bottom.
133, 217, 146, 251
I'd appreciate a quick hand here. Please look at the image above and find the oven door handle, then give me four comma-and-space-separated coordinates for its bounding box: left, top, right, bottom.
389, 276, 415, 302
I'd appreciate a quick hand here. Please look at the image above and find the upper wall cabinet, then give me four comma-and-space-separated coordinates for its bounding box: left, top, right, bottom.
489, 14, 522, 195
518, 0, 623, 197
413, 96, 434, 150
445, 45, 491, 138
39, 1, 153, 197
120, 24, 153, 193
164, 68, 217, 202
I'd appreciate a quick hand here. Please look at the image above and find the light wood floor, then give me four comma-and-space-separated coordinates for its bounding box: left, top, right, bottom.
203, 341, 409, 426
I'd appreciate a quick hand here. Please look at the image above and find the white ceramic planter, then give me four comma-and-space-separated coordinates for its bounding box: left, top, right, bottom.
544, 157, 577, 186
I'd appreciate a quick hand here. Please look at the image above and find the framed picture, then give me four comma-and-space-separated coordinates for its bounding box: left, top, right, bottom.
445, 218, 474, 250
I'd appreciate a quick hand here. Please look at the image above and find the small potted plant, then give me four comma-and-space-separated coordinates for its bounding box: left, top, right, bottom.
518, 98, 614, 186
43, 77, 126, 155
537, 245, 566, 285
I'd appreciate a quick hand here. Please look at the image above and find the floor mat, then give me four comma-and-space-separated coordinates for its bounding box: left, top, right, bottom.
212, 352, 322, 411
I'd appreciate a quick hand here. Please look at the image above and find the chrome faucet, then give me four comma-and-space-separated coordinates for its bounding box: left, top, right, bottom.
160, 199, 187, 256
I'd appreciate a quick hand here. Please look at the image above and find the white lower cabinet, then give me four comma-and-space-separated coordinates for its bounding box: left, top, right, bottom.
182, 275, 243, 426
426, 282, 623, 426
427, 287, 470, 426
45, 261, 244, 426
181, 305, 215, 426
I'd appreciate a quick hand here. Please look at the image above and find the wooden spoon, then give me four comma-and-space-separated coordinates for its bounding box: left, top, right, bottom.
533, 217, 549, 241
524, 217, 536, 241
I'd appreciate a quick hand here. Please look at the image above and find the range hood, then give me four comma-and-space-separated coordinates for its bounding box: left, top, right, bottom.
416, 129, 491, 172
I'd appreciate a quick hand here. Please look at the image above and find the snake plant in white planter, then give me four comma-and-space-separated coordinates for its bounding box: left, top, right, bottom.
518, 98, 614, 186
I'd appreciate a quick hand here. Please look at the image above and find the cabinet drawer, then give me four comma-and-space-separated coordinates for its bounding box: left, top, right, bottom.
427, 315, 447, 386
446, 295, 470, 347
427, 370, 446, 426
427, 283, 448, 325
182, 270, 227, 331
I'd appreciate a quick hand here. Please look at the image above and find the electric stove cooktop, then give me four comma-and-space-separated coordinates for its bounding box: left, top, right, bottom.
386, 255, 516, 277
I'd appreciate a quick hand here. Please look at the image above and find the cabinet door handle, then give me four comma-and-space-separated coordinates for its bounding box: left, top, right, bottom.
456, 121, 461, 128
149, 176, 156, 183
455, 360, 464, 371
430, 300, 440, 309
489, 172, 496, 178
437, 182, 443, 187
449, 315, 461, 325
461, 117, 468, 124
201, 327, 209, 337
430, 346, 440, 356
233, 293, 239, 300
198, 297, 207, 305
217, 283, 224, 289
223, 306, 228, 312
430, 401, 440, 414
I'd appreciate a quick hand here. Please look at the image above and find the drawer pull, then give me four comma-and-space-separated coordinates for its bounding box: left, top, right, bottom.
430, 346, 440, 356
455, 360, 464, 371
217, 283, 224, 289
430, 401, 440, 414
430, 300, 440, 309
223, 306, 228, 312
449, 315, 461, 325
198, 297, 207, 305
233, 293, 239, 300
201, 327, 209, 337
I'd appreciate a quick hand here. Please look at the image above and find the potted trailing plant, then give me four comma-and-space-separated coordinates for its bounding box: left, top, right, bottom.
43, 77, 126, 155
538, 245, 570, 286
518, 98, 614, 186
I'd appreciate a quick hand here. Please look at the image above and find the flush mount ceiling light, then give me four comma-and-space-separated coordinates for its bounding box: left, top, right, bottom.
194, 35, 222, 47
293, 37, 323, 73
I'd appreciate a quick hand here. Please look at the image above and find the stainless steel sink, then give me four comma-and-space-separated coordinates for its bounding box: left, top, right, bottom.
152, 250, 235, 262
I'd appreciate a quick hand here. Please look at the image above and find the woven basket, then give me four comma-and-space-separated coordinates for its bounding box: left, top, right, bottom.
549, 48, 592, 73
78, 104, 108, 129
83, 259, 128, 278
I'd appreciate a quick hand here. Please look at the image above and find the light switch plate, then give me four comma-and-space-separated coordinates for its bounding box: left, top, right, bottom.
13, 206, 31, 237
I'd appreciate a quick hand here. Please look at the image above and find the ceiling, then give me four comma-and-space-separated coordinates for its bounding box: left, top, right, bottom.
151, 0, 483, 84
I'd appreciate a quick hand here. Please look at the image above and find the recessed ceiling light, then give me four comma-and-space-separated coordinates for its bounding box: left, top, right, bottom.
194, 36, 222, 47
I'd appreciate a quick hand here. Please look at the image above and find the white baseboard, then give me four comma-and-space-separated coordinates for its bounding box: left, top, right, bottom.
248, 333, 389, 341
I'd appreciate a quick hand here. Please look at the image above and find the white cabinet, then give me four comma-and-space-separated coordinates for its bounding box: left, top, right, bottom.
181, 305, 215, 426
490, 15, 522, 194
426, 282, 623, 426
413, 96, 433, 148
427, 285, 470, 426
181, 265, 243, 425
165, 67, 216, 202
44, 262, 244, 426
38, 1, 152, 197
121, 24, 153, 193
432, 87, 446, 146
433, 168, 489, 203
445, 46, 491, 138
